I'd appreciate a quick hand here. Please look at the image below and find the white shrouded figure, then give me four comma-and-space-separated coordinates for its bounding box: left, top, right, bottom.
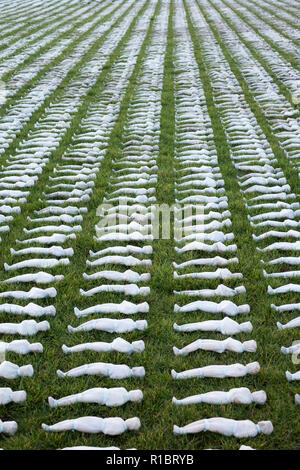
172, 387, 267, 406
83, 269, 150, 283
277, 317, 300, 330
74, 300, 149, 318
295, 395, 300, 405
281, 343, 300, 355
0, 340, 43, 355
62, 338, 145, 355
42, 416, 141, 435
16, 234, 76, 245
0, 320, 50, 336
57, 362, 145, 380
174, 300, 249, 316
286, 370, 300, 381
87, 254, 152, 266
172, 362, 260, 380
173, 338, 257, 356
268, 284, 300, 295
0, 302, 55, 317
272, 303, 300, 313
0, 387, 26, 405
4, 258, 69, 271
48, 387, 143, 408
173, 418, 273, 437
0, 361, 34, 379
0, 287, 57, 300
174, 268, 242, 281
89, 244, 152, 256
175, 241, 237, 253
68, 318, 147, 334
174, 285, 245, 298
0, 419, 18, 436
173, 317, 252, 336
80, 284, 150, 297
3, 272, 64, 284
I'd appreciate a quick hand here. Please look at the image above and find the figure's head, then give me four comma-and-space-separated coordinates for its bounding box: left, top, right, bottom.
129, 390, 143, 403
252, 391, 267, 405
258, 421, 273, 435
125, 417, 141, 431
246, 362, 260, 375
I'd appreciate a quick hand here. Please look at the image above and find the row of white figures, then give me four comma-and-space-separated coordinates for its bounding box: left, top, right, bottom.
43, 2, 170, 445
0, 0, 118, 94
169, 3, 271, 448
210, 0, 300, 98
0, 0, 156, 445
0, 0, 133, 172
186, 0, 299, 401
0, 0, 134, 232
198, 0, 300, 173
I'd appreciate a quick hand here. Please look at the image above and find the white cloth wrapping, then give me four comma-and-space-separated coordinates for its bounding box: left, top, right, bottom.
175, 241, 237, 253
3, 272, 64, 284
174, 285, 245, 297
89, 244, 152, 256
0, 302, 55, 317
0, 387, 26, 405
173, 317, 253, 335
281, 344, 300, 355
0, 419, 18, 436
62, 338, 145, 355
86, 255, 151, 267
174, 268, 242, 281
0, 319, 50, 336
68, 318, 147, 334
0, 287, 57, 300
0, 361, 34, 379
258, 241, 300, 252
0, 340, 43, 355
272, 303, 300, 313
48, 387, 143, 408
83, 269, 150, 283
174, 300, 250, 316
174, 418, 273, 437
10, 247, 74, 257
74, 300, 149, 318
286, 370, 300, 381
268, 284, 300, 295
80, 284, 150, 297
42, 416, 141, 435
173, 257, 238, 269
4, 258, 69, 271
57, 362, 145, 379
16, 234, 76, 245
172, 362, 260, 379
277, 317, 300, 330
173, 387, 267, 405
173, 338, 257, 356
295, 395, 300, 405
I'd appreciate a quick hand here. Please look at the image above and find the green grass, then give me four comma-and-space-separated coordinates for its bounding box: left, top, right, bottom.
0, 0, 299, 450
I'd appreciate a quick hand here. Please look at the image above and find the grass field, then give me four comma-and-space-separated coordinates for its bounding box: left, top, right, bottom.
0, 0, 299, 450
